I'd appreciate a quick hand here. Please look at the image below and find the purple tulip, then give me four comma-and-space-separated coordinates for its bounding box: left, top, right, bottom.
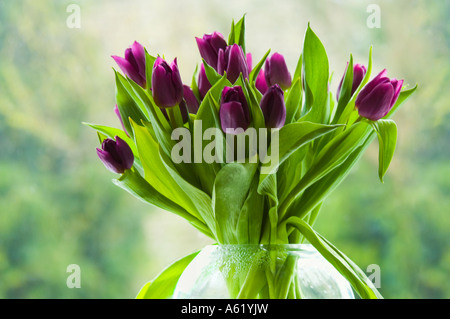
196, 32, 227, 70
255, 69, 268, 94
198, 63, 212, 100
336, 63, 367, 101
260, 84, 286, 129
183, 85, 199, 114
217, 44, 249, 84
264, 53, 292, 90
355, 69, 403, 121
96, 136, 134, 174
219, 86, 251, 134
152, 57, 184, 108
112, 41, 146, 88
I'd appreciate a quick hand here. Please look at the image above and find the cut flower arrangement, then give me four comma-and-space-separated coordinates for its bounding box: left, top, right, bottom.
86, 16, 416, 299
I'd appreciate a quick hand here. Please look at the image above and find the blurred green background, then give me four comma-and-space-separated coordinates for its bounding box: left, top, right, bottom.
0, 0, 448, 298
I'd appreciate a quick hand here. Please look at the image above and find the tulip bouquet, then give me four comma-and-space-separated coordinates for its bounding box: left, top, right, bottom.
86, 16, 416, 299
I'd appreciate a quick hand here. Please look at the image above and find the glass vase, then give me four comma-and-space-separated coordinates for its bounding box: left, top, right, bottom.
173, 244, 355, 299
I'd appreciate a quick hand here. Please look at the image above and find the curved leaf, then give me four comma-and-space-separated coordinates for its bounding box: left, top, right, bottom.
136, 250, 200, 299
301, 24, 329, 123
371, 119, 397, 183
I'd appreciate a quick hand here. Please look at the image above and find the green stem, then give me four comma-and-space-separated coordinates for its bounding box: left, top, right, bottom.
167, 104, 184, 129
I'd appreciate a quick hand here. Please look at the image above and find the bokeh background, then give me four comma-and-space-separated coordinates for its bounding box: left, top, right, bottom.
0, 0, 448, 298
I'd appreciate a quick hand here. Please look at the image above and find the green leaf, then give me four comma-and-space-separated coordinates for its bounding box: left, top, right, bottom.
126, 79, 174, 153
190, 64, 200, 101
213, 162, 258, 244
236, 172, 265, 244
136, 250, 200, 299
158, 144, 217, 236
259, 121, 343, 177
285, 77, 303, 124
114, 70, 148, 138
244, 78, 266, 130
279, 121, 372, 218
284, 132, 376, 221
335, 46, 373, 125
301, 24, 329, 123
202, 58, 223, 86
83, 123, 137, 156
370, 119, 397, 183
332, 55, 353, 123
257, 172, 279, 245
144, 49, 157, 90
292, 54, 302, 86
131, 120, 206, 223
228, 15, 246, 52
286, 217, 383, 299
191, 77, 230, 194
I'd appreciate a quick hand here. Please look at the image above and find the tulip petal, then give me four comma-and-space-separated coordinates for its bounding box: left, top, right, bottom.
198, 63, 212, 99
112, 55, 135, 79
112, 55, 146, 88
220, 101, 250, 134
246, 52, 252, 74
357, 82, 394, 121
196, 32, 227, 70
152, 57, 184, 107
256, 69, 268, 94
356, 69, 388, 106
260, 85, 286, 128
170, 59, 184, 103
115, 136, 134, 170
389, 79, 403, 108
352, 64, 367, 94
183, 85, 199, 114
131, 41, 146, 80
221, 86, 250, 123
96, 148, 123, 174
265, 52, 292, 90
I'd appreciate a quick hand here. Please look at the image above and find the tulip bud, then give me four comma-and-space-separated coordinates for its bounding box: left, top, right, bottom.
255, 69, 268, 94
152, 57, 184, 108
112, 41, 146, 88
264, 53, 292, 90
219, 86, 251, 134
217, 44, 249, 84
198, 63, 212, 100
336, 63, 367, 101
355, 69, 403, 121
196, 32, 227, 70
183, 85, 199, 114
96, 136, 134, 174
260, 84, 286, 129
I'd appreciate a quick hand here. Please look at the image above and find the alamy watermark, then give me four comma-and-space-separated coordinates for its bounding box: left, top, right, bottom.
366, 4, 381, 29
66, 4, 81, 29
66, 264, 81, 288
366, 263, 381, 288
171, 120, 280, 174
